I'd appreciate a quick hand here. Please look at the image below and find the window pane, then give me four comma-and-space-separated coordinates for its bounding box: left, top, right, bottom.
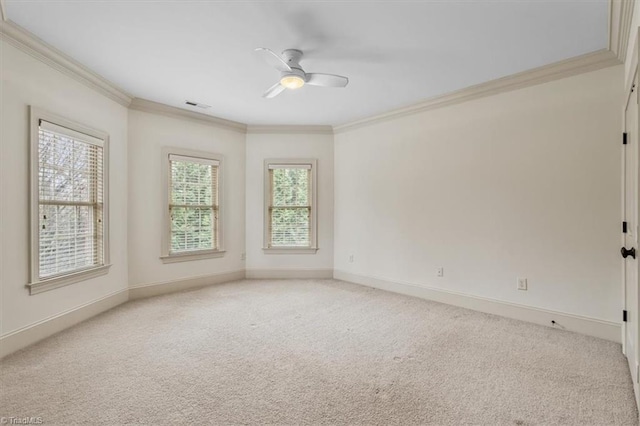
39, 205, 96, 278
269, 166, 311, 247
270, 207, 310, 247
169, 157, 218, 254
39, 130, 99, 203
272, 168, 309, 207
170, 206, 216, 252
170, 160, 214, 206
38, 126, 104, 279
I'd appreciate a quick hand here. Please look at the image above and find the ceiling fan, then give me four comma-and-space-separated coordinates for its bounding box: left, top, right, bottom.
255, 47, 349, 98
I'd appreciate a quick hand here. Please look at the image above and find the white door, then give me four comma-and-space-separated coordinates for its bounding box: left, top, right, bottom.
623, 72, 639, 407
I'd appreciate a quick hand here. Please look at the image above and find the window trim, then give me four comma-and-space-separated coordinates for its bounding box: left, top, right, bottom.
263, 158, 318, 254
160, 147, 225, 263
28, 107, 111, 295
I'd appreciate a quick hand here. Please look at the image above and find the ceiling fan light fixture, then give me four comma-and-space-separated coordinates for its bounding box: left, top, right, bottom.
280, 75, 305, 90
256, 47, 348, 98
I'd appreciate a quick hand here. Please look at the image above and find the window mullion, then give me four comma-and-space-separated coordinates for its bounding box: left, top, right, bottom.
39, 200, 97, 207
169, 204, 214, 209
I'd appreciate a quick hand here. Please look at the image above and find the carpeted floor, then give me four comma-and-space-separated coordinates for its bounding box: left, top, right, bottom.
0, 279, 637, 425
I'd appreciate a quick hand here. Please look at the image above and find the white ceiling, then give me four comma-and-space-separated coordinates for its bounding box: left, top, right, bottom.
5, 0, 608, 126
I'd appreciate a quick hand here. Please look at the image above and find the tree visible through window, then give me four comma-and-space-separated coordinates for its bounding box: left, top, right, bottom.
169, 155, 219, 254
268, 163, 313, 248
36, 120, 105, 279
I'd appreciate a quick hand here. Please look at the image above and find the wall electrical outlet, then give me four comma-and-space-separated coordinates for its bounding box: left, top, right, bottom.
517, 278, 528, 291
436, 267, 444, 277
348, 254, 354, 263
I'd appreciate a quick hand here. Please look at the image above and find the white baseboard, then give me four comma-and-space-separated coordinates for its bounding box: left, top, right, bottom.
0, 288, 129, 359
246, 268, 334, 279
2, 269, 620, 360
334, 270, 621, 343
128, 270, 246, 300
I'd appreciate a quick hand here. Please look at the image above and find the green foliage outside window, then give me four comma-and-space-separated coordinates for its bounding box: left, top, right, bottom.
170, 160, 217, 252
270, 168, 310, 247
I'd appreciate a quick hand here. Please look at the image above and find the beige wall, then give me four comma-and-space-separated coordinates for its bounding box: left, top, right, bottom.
127, 110, 246, 287
334, 65, 624, 322
0, 40, 129, 335
245, 132, 334, 273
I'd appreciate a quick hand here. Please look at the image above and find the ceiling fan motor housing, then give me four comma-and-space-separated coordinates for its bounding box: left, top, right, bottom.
281, 49, 307, 80
282, 49, 304, 66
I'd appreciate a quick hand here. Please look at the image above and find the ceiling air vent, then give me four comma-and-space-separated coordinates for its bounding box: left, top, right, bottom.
185, 101, 211, 109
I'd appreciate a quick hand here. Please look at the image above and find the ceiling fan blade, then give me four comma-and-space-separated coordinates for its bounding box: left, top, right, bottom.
305, 73, 349, 88
255, 47, 292, 73
263, 82, 286, 98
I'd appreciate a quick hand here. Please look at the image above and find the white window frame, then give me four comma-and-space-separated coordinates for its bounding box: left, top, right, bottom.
28, 107, 111, 295
160, 147, 225, 263
263, 158, 318, 254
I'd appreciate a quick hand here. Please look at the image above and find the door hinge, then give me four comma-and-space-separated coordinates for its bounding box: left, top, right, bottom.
623, 132, 628, 145
623, 221, 628, 233
623, 310, 628, 322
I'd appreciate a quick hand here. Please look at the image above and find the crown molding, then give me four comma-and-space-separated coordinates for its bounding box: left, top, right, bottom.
609, 0, 636, 62
0, 20, 133, 107
333, 49, 621, 134
247, 125, 333, 135
129, 98, 248, 133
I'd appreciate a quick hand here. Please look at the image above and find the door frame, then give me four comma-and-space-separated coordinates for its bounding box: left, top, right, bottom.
622, 29, 640, 408
622, 66, 635, 358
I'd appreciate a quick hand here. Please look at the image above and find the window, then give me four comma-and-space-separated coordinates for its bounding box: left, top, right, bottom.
29, 108, 110, 295
161, 148, 224, 263
264, 159, 317, 253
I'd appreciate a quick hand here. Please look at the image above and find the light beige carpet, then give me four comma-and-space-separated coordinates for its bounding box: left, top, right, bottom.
0, 279, 637, 425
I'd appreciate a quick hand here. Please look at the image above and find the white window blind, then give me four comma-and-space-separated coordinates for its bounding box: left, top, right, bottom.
169, 154, 219, 254
268, 165, 312, 248
37, 120, 105, 279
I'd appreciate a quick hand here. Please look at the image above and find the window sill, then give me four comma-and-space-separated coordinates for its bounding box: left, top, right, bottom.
28, 264, 112, 295
160, 250, 226, 264
262, 247, 318, 254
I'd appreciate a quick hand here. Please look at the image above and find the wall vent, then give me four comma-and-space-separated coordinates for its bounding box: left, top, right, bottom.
185, 101, 211, 109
